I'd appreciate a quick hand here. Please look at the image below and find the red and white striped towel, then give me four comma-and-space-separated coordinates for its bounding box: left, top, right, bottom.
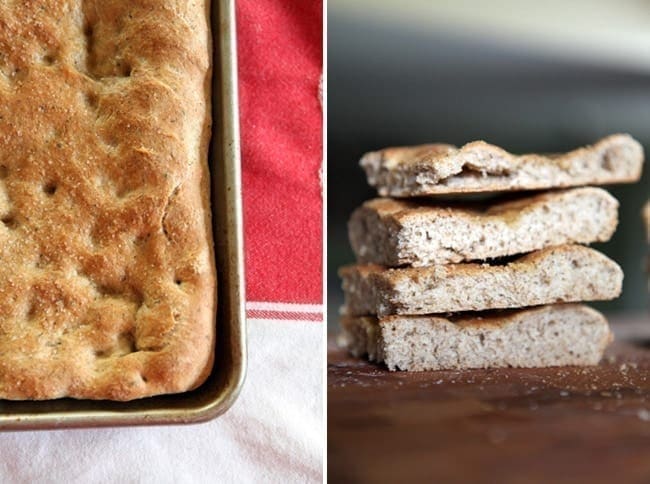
246, 302, 323, 322
233, 1, 325, 476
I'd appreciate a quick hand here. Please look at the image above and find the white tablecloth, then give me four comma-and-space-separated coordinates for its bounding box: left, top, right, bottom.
0, 320, 323, 483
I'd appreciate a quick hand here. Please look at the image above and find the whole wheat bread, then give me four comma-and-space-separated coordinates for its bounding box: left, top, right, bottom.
349, 187, 618, 267
360, 134, 643, 196
340, 245, 622, 316
338, 304, 612, 371
0, 1, 214, 401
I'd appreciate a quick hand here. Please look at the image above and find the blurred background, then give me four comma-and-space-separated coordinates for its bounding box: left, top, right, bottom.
328, 0, 650, 330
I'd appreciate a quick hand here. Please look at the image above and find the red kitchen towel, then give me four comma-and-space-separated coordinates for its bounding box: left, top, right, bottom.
238, 0, 323, 322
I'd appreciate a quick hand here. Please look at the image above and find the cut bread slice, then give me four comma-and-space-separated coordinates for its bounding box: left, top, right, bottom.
338, 304, 612, 371
349, 187, 618, 267
340, 245, 622, 316
360, 133, 643, 196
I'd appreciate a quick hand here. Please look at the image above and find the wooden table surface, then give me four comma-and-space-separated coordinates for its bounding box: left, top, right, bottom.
328, 316, 650, 483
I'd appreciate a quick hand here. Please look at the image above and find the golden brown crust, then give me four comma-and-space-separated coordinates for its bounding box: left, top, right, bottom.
0, 1, 214, 400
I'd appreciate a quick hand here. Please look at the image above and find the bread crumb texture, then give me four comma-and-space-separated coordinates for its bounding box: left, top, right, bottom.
340, 305, 612, 371
340, 245, 623, 316
360, 134, 643, 196
0, 0, 214, 400
349, 187, 619, 266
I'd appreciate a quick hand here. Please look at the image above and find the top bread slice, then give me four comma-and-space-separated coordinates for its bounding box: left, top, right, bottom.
349, 187, 618, 267
360, 134, 643, 196
0, 1, 214, 400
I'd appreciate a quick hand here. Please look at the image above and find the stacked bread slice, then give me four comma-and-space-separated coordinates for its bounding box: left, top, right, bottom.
339, 134, 644, 371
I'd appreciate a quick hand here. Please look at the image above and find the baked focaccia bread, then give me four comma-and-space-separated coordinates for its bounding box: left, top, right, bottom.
360, 134, 643, 196
348, 187, 618, 267
340, 245, 622, 317
0, 1, 214, 400
339, 304, 612, 371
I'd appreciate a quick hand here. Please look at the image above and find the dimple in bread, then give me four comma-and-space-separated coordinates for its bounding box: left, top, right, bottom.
349, 187, 618, 267
340, 245, 622, 317
338, 304, 612, 371
0, 1, 214, 400
360, 134, 643, 196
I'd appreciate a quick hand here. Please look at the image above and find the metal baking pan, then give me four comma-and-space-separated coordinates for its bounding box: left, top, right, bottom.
0, 0, 246, 430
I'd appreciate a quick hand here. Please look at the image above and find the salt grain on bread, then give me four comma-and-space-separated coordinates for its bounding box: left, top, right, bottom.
361, 133, 643, 196
339, 304, 612, 371
349, 187, 618, 267
340, 245, 622, 316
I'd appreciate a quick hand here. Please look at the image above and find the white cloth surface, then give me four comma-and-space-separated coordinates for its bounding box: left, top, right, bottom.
0, 320, 323, 483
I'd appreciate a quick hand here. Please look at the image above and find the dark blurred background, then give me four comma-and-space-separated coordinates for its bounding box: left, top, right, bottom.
328, 0, 650, 329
